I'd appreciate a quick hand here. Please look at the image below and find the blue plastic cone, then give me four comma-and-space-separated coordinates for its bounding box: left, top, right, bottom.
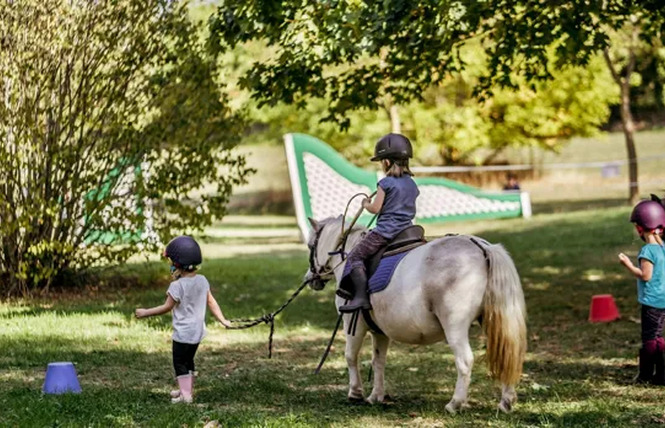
42, 362, 82, 394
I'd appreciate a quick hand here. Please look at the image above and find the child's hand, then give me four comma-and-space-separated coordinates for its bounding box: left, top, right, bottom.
361, 198, 371, 209
135, 308, 148, 319
220, 319, 232, 328
618, 253, 632, 267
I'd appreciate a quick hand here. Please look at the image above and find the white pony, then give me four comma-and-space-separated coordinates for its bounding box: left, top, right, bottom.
305, 216, 527, 413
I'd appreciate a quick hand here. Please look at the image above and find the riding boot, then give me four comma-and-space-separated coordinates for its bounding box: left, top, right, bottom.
654, 345, 665, 386
339, 268, 371, 313
635, 348, 654, 384
336, 278, 353, 300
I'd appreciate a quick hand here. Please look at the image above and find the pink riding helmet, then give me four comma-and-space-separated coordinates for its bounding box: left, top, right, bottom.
630, 200, 665, 231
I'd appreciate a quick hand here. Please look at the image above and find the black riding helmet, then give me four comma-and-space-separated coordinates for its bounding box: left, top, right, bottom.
163, 236, 202, 271
370, 133, 413, 161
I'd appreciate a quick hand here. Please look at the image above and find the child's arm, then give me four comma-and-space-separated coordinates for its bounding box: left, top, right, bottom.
135, 294, 177, 319
207, 290, 231, 327
363, 187, 385, 214
618, 253, 654, 281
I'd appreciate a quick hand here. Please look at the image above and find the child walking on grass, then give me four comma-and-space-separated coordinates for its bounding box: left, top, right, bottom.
135, 235, 231, 403
618, 199, 665, 385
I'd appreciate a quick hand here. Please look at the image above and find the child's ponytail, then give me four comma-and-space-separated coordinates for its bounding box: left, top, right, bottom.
384, 158, 413, 177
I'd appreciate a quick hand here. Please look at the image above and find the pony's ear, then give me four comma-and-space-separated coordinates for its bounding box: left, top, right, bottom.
651, 194, 663, 206
308, 217, 319, 231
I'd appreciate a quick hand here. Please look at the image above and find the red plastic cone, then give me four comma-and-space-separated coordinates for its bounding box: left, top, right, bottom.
588, 294, 620, 323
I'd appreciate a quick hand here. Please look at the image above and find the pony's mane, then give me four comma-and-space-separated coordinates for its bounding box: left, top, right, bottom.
315, 216, 366, 251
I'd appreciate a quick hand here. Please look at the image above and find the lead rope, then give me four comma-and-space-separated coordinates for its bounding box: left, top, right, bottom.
222, 212, 356, 360
226, 192, 378, 363
225, 279, 311, 358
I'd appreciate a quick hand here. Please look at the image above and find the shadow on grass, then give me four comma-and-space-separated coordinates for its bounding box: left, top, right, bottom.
0, 333, 462, 426
7, 204, 665, 425
3, 319, 665, 426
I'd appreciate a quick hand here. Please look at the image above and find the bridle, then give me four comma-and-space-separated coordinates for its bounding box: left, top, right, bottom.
308, 225, 331, 282
308, 223, 345, 284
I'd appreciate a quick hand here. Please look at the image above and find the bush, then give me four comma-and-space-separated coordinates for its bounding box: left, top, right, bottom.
0, 0, 252, 296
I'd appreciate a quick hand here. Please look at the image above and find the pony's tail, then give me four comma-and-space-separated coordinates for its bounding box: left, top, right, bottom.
482, 244, 527, 386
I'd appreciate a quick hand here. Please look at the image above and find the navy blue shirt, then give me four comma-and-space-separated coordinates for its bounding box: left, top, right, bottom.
373, 175, 419, 239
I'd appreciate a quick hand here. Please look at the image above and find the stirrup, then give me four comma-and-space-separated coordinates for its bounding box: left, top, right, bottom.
339, 300, 371, 313
336, 288, 353, 300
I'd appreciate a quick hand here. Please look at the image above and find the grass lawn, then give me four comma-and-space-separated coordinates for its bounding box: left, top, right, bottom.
3, 207, 665, 427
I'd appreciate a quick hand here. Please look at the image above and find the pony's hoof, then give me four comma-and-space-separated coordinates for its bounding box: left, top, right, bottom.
445, 400, 469, 414
347, 395, 365, 405
367, 393, 384, 404
498, 399, 513, 413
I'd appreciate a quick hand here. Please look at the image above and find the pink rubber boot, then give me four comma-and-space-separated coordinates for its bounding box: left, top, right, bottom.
171, 371, 197, 398
171, 374, 193, 403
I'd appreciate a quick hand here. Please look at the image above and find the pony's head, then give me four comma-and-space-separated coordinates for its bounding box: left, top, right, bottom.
304, 216, 344, 291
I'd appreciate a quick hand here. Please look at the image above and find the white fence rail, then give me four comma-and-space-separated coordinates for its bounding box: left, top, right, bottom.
410, 153, 665, 174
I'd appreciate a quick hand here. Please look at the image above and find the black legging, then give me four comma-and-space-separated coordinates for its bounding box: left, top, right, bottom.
172, 340, 200, 377
641, 304, 665, 343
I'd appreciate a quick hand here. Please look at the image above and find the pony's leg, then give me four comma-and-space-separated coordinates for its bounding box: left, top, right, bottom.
367, 333, 390, 404
499, 384, 517, 413
343, 315, 368, 401
442, 325, 474, 414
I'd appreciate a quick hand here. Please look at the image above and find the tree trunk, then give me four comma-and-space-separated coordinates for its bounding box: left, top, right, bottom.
620, 84, 640, 205
604, 42, 639, 205
390, 105, 401, 134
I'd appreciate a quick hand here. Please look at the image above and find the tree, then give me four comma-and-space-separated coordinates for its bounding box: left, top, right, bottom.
0, 0, 251, 296
402, 49, 616, 165
479, 1, 664, 204
210, 0, 664, 202
239, 48, 616, 167
209, 1, 486, 128
602, 16, 663, 204
482, 1, 664, 204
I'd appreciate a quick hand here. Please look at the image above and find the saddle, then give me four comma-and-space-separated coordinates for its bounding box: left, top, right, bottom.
343, 225, 427, 337
365, 225, 427, 277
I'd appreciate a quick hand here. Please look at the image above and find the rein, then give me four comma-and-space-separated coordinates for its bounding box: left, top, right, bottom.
308, 191, 376, 283
338, 191, 377, 251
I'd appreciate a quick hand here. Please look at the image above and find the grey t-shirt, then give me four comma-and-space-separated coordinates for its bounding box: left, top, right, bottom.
167, 274, 210, 344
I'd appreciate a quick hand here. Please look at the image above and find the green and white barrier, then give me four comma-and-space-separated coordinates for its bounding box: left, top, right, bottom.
284, 133, 531, 241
